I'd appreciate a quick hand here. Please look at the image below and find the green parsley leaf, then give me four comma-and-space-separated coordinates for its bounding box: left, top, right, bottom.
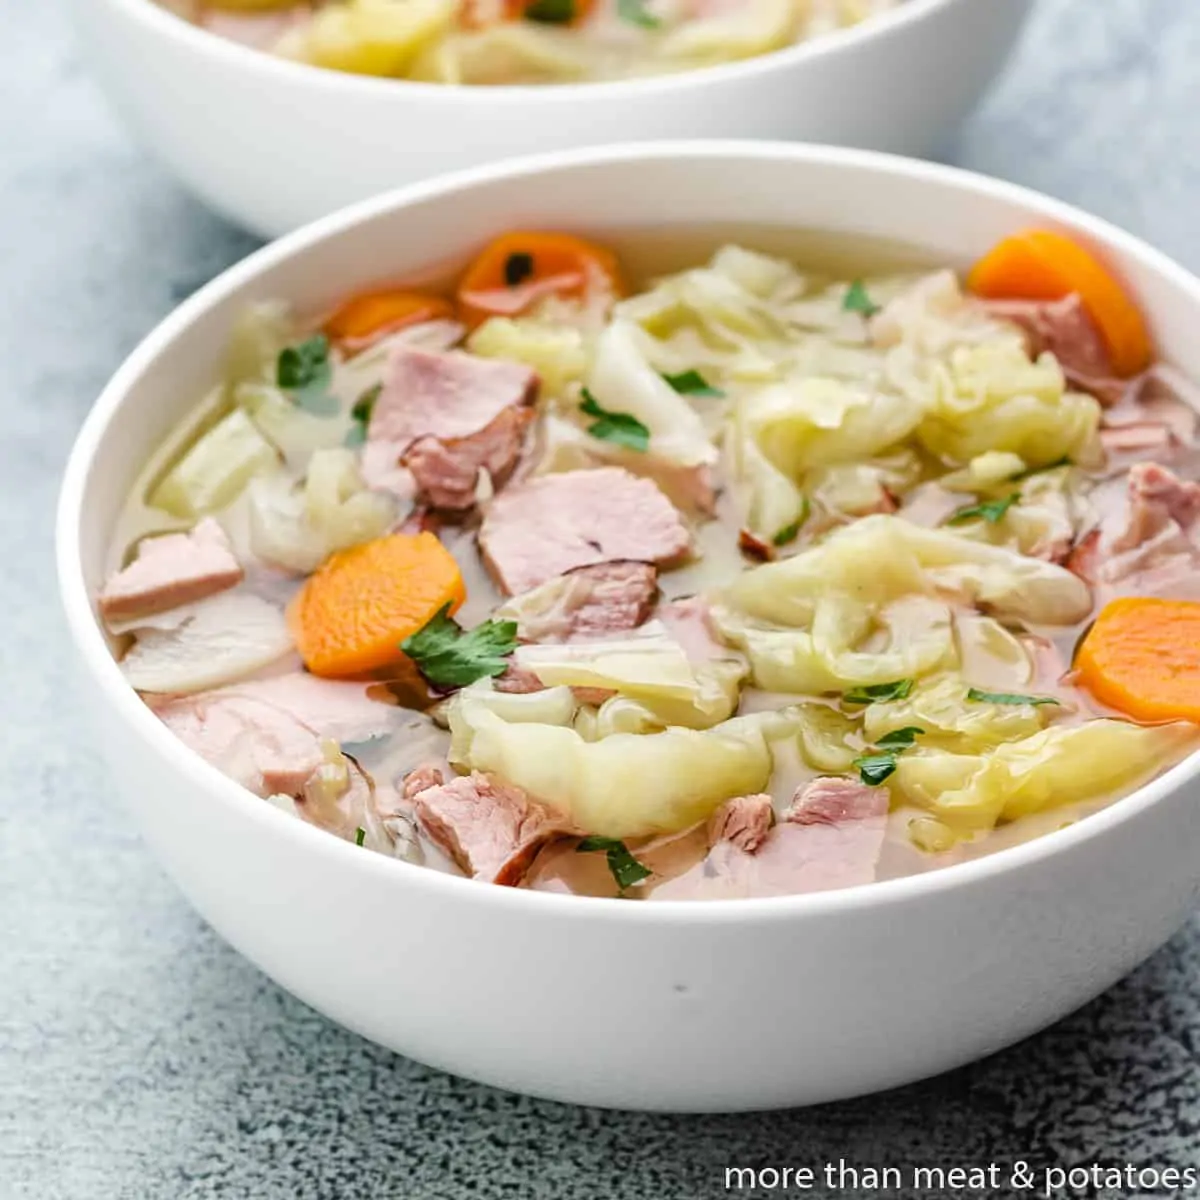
576, 835, 652, 891
661, 369, 725, 398
843, 279, 880, 318
843, 679, 914, 705
524, 0, 574, 22
948, 492, 1021, 525
355, 826, 366, 847
618, 0, 660, 27
772, 499, 810, 547
853, 752, 898, 787
966, 688, 1061, 707
277, 334, 339, 417
503, 252, 534, 287
400, 604, 518, 689
876, 725, 925, 748
344, 382, 381, 448
580, 388, 650, 453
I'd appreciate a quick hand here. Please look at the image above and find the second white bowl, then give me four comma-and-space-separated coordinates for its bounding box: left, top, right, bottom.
73, 0, 1032, 237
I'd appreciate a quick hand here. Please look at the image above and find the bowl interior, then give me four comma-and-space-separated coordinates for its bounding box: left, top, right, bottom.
60, 143, 1200, 910
104, 0, 974, 99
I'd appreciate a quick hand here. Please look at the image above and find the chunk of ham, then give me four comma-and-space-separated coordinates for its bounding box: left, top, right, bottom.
653, 778, 888, 900
480, 467, 691, 595
500, 561, 659, 643
706, 793, 774, 853
151, 673, 399, 798
362, 347, 538, 508
99, 518, 243, 624
984, 294, 1127, 405
1069, 462, 1200, 590
1099, 366, 1199, 464
404, 405, 534, 510
406, 769, 573, 886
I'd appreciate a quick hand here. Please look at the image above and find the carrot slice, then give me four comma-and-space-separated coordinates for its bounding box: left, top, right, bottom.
1076, 597, 1200, 722
289, 532, 465, 678
324, 289, 454, 350
456, 230, 623, 329
967, 229, 1153, 377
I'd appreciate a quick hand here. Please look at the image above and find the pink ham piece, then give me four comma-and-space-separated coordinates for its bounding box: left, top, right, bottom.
984, 293, 1127, 405
654, 778, 888, 900
1069, 462, 1200, 590
151, 673, 399, 798
362, 347, 539, 508
505, 561, 659, 643
707, 793, 774, 853
480, 467, 691, 595
405, 406, 534, 510
407, 769, 573, 886
98, 518, 243, 624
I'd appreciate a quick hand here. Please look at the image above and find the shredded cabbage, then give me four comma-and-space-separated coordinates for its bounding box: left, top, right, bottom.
894, 720, 1196, 834
467, 314, 591, 400
584, 320, 718, 469
248, 447, 396, 573
150, 409, 280, 519
916, 341, 1102, 468
512, 622, 746, 730
277, 0, 457, 76
448, 698, 773, 838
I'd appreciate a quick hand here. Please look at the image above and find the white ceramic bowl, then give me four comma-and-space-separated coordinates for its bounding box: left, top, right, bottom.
72, 0, 1032, 238
59, 143, 1200, 1111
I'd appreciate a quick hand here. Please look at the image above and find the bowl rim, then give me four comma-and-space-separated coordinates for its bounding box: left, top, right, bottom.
57, 139, 1200, 925
98, 0, 988, 101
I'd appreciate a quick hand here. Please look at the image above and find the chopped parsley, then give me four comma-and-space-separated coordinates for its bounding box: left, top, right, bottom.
618, 0, 660, 27
277, 334, 339, 416
344, 382, 381, 447
967, 688, 1061, 707
503, 252, 534, 287
355, 826, 366, 847
580, 388, 650, 453
876, 725, 925, 748
772, 521, 801, 548
854, 727, 925, 786
853, 752, 901, 787
843, 279, 880, 318
843, 679, 914, 705
948, 492, 1021, 525
400, 604, 518, 689
661, 368, 725, 398
523, 0, 574, 22
576, 835, 652, 891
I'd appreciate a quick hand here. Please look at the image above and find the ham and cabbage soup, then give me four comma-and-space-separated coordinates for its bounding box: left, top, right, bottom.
158, 0, 902, 84
100, 225, 1200, 900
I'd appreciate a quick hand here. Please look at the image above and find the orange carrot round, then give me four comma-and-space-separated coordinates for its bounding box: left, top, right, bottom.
290, 532, 465, 678
967, 229, 1153, 377
324, 289, 454, 351
456, 231, 622, 329
1076, 597, 1200, 722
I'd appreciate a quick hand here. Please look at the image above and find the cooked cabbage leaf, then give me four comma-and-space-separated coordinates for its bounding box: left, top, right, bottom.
448, 699, 773, 838
893, 720, 1196, 834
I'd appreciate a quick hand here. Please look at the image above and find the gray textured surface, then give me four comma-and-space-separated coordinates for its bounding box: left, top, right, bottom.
4, 1, 1200, 1197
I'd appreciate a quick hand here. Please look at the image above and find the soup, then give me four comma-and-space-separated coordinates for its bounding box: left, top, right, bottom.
98, 223, 1200, 900
158, 0, 904, 85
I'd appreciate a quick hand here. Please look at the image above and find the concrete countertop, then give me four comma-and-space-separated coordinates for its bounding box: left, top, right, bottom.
4, 1, 1200, 1196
